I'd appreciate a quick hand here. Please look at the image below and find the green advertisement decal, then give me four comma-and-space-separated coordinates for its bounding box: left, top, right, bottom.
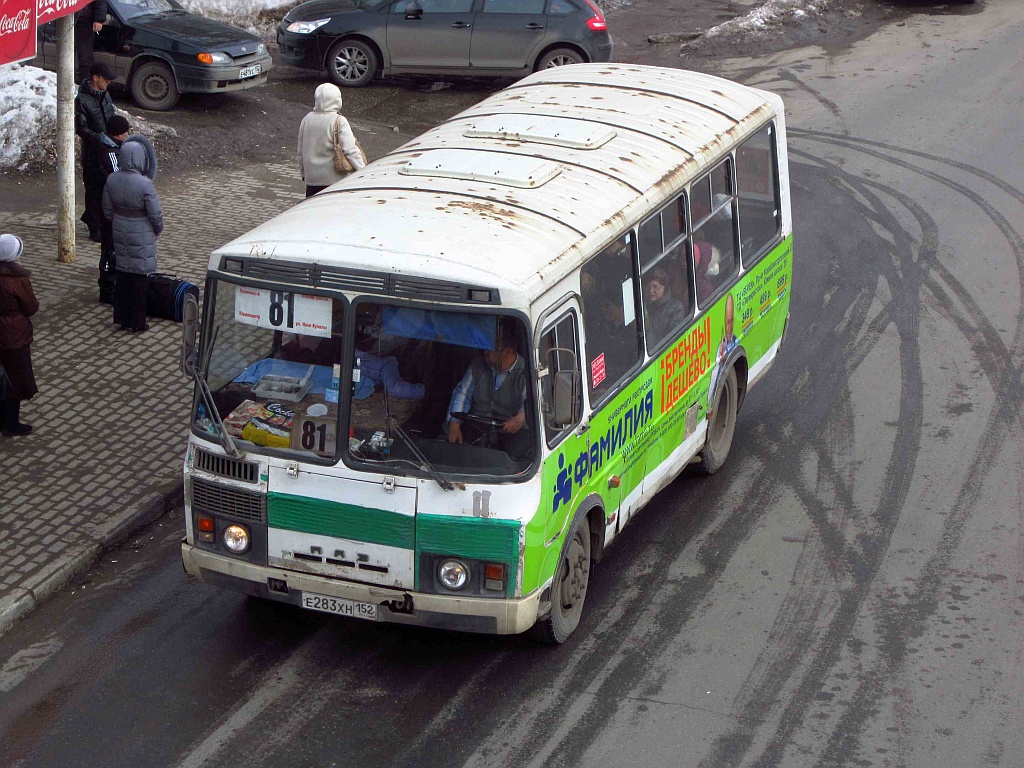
525, 236, 793, 595
551, 384, 655, 515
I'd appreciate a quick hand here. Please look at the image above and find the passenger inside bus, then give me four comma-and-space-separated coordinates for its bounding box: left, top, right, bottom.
643, 267, 689, 343
352, 330, 425, 401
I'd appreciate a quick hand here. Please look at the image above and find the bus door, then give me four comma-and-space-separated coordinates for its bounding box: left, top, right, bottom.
537, 301, 590, 549
577, 235, 646, 532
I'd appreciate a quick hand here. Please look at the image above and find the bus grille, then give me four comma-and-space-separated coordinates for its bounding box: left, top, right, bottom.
192, 478, 267, 524
193, 449, 258, 484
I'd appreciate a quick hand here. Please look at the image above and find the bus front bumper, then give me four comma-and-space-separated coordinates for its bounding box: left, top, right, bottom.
182, 543, 541, 635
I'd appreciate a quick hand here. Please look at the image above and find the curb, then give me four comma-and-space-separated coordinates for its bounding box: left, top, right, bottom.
0, 481, 184, 640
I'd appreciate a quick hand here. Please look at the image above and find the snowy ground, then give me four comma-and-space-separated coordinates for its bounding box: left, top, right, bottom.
0, 0, 832, 173
0, 66, 56, 171
179, 0, 298, 35
701, 0, 837, 39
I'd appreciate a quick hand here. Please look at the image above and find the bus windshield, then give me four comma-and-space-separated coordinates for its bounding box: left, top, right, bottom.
345, 301, 537, 478
196, 279, 347, 461
194, 282, 537, 476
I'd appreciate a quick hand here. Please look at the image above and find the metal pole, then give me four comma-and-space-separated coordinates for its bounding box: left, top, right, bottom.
56, 15, 75, 264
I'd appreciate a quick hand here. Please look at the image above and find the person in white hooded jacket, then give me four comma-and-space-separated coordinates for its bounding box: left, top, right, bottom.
296, 83, 366, 197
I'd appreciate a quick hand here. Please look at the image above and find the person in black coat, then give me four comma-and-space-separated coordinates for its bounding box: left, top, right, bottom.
0, 235, 39, 437
75, 0, 109, 84
95, 114, 130, 301
75, 62, 116, 242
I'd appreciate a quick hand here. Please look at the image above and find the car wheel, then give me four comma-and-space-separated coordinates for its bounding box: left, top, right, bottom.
130, 61, 180, 111
698, 366, 738, 475
535, 47, 585, 71
531, 512, 592, 644
326, 39, 377, 88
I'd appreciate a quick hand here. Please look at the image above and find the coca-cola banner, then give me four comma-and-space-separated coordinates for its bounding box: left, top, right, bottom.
0, 0, 36, 66
36, 0, 92, 24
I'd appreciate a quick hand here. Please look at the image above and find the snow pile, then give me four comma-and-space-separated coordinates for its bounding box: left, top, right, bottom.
180, 0, 293, 12
0, 65, 56, 172
180, 0, 300, 37
703, 0, 836, 38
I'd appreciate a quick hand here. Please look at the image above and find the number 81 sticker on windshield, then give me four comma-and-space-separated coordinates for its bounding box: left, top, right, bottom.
291, 415, 337, 457
234, 286, 333, 338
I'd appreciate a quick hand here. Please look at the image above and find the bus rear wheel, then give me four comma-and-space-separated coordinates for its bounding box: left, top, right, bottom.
532, 514, 591, 644
698, 366, 737, 475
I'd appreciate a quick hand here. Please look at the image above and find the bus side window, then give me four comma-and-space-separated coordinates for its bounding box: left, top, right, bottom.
736, 123, 782, 266
638, 214, 662, 270
580, 236, 642, 403
691, 159, 739, 307
642, 239, 693, 352
639, 194, 692, 353
539, 311, 582, 444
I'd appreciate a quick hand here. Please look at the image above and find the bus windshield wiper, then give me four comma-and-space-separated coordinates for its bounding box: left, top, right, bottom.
191, 366, 241, 458
189, 323, 241, 458
387, 417, 453, 492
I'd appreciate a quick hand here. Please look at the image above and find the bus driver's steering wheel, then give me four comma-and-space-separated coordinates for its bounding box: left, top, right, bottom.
450, 411, 504, 443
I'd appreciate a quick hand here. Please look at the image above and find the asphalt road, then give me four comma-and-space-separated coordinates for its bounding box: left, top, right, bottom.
2, 2, 1021, 767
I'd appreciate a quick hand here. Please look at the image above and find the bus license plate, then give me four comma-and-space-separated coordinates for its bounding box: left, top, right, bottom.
239, 64, 262, 79
301, 592, 377, 621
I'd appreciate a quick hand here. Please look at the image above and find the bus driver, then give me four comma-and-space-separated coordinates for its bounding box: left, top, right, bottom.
447, 321, 530, 459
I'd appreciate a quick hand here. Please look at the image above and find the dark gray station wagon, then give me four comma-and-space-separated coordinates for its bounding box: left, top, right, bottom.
34, 0, 272, 111
277, 0, 613, 88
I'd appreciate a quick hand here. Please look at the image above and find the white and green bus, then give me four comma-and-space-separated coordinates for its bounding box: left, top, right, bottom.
180, 63, 792, 643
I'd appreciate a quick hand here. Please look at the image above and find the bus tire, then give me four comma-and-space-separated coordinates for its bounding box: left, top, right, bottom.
698, 366, 738, 475
531, 513, 592, 644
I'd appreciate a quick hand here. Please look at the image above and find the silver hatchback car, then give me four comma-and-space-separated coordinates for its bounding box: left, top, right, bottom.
277, 0, 613, 88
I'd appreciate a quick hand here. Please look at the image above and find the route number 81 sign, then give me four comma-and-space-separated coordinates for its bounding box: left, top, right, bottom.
234, 286, 333, 338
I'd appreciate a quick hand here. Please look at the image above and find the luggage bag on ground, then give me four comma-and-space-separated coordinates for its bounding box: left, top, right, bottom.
147, 273, 199, 322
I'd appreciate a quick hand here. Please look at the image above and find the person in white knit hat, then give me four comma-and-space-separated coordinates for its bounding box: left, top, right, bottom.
0, 234, 39, 436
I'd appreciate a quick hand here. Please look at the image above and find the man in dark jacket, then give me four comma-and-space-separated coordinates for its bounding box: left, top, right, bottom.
96, 115, 130, 303
75, 1, 109, 84
75, 62, 116, 242
447, 321, 530, 460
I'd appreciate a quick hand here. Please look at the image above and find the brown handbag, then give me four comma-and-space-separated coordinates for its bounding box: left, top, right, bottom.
333, 116, 366, 174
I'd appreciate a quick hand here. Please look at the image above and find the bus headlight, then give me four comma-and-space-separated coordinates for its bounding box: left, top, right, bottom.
438, 559, 469, 590
223, 524, 250, 554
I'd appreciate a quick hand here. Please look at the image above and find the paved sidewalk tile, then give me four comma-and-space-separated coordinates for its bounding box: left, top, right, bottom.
0, 161, 305, 635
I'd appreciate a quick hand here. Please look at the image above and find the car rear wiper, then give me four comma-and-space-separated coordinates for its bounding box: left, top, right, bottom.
387, 416, 453, 492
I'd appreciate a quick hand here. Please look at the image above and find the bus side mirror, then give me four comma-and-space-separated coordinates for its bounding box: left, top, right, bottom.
181, 293, 199, 378
550, 370, 581, 428
543, 345, 582, 429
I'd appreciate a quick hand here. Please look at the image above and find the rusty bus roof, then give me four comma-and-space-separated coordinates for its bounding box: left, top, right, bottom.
212, 64, 785, 304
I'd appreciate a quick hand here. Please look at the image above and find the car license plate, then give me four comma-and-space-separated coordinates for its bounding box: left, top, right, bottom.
301, 592, 377, 621
239, 64, 262, 79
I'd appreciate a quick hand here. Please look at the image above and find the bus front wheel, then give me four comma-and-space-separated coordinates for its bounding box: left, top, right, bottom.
533, 514, 592, 644
698, 366, 738, 475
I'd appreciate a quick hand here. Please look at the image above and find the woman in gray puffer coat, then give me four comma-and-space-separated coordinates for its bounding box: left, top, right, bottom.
103, 141, 163, 333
